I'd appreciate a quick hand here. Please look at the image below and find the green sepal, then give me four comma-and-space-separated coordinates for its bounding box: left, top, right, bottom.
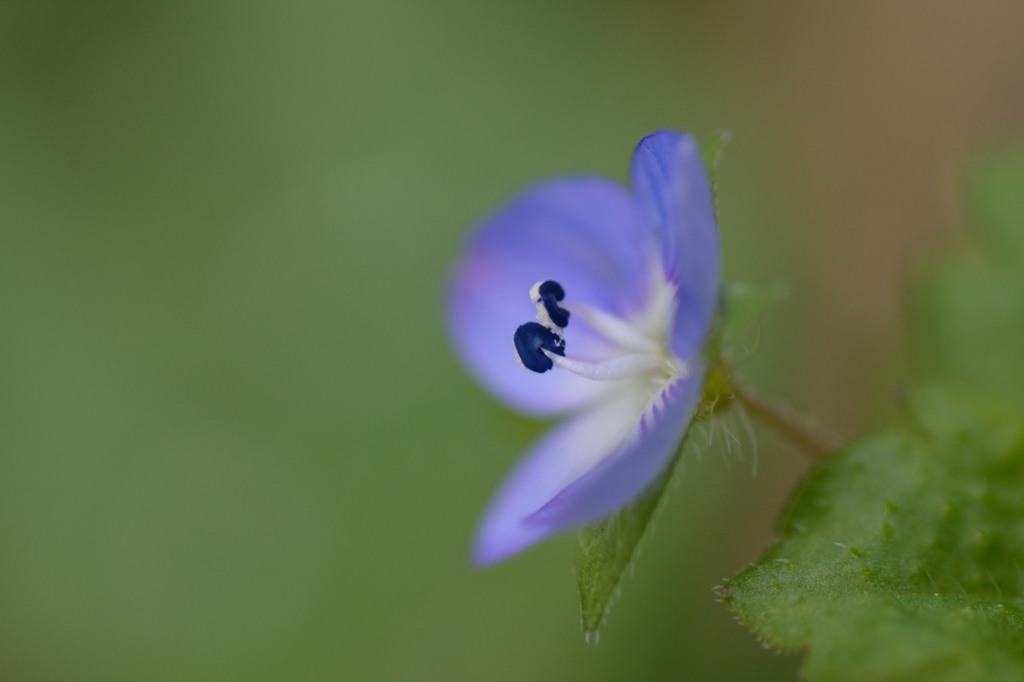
575, 440, 684, 638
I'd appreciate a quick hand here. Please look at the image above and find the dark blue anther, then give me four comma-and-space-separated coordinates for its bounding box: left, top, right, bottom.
514, 322, 566, 373
536, 280, 570, 328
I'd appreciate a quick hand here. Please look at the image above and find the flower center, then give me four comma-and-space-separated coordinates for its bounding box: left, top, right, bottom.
514, 279, 682, 383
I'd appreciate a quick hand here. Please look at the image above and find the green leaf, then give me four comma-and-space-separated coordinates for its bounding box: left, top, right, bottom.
966, 145, 1024, 263
912, 146, 1024, 407
914, 266, 1024, 406
724, 389, 1024, 681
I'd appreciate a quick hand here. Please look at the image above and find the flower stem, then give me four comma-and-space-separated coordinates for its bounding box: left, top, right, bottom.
720, 364, 840, 460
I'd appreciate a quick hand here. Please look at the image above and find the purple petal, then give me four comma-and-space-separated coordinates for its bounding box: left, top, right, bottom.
526, 363, 705, 530
630, 132, 720, 361
473, 364, 705, 566
472, 388, 651, 566
447, 177, 654, 417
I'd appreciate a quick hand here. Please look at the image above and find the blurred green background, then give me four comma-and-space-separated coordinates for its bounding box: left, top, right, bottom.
2, 2, 1023, 680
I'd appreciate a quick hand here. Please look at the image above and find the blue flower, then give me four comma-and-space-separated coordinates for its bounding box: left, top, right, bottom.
448, 131, 720, 566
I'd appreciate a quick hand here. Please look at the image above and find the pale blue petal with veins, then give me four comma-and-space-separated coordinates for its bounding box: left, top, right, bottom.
447, 131, 720, 566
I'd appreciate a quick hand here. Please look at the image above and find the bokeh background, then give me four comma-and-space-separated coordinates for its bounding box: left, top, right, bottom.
2, 2, 1023, 680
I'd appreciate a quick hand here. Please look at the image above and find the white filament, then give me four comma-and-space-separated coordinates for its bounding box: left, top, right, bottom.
561, 302, 659, 353
542, 350, 663, 382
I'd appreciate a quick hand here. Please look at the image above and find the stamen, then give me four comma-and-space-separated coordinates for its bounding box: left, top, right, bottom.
516, 278, 680, 383
542, 350, 663, 382
530, 280, 570, 329
561, 302, 659, 353
514, 322, 566, 374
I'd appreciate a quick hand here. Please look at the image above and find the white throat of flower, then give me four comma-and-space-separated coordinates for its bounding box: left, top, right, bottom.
514, 268, 688, 396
